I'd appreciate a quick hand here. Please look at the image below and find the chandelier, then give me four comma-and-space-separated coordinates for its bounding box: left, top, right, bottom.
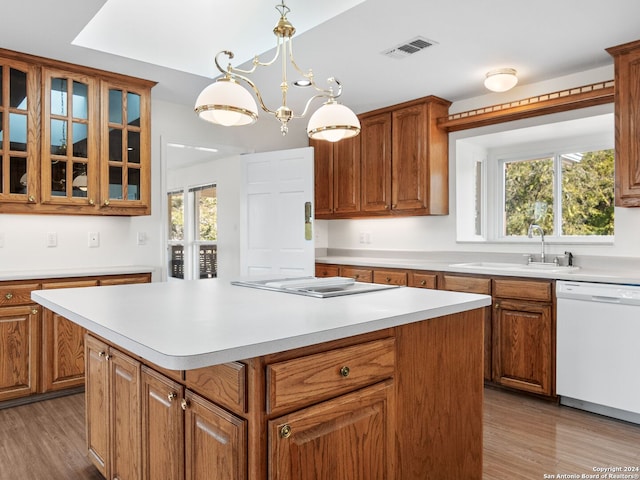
194, 1, 361, 142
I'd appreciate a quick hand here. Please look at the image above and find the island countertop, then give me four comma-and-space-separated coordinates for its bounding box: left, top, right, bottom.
31, 278, 491, 370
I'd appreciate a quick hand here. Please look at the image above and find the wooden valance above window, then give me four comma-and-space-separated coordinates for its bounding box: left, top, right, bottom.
438, 80, 614, 132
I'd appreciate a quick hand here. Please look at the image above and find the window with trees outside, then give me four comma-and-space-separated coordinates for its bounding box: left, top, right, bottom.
454, 111, 615, 243
501, 149, 614, 238
167, 184, 217, 280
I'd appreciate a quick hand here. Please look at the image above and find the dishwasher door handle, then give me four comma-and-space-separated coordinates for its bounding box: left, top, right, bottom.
591, 295, 622, 303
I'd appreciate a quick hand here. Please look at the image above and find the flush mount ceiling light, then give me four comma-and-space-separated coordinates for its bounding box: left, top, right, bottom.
484, 68, 518, 92
194, 1, 360, 142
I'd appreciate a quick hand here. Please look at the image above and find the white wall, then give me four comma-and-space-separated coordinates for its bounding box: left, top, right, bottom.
322, 65, 640, 259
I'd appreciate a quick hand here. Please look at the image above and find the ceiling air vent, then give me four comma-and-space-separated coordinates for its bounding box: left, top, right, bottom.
382, 36, 437, 59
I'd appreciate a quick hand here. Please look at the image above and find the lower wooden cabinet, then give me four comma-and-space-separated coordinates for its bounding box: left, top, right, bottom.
85, 335, 142, 480
0, 304, 39, 401
268, 380, 394, 480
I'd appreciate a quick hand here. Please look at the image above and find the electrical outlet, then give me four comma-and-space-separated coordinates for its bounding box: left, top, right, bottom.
46, 232, 57, 248
88, 231, 100, 248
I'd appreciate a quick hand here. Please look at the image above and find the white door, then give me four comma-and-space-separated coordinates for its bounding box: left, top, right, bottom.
240, 147, 314, 276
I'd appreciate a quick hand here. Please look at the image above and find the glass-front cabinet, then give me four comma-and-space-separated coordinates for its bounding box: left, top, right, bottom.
101, 81, 150, 213
0, 47, 154, 216
41, 69, 98, 206
0, 56, 38, 206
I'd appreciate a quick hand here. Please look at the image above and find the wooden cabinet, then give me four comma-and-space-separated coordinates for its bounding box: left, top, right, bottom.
339, 265, 373, 282
373, 268, 408, 285
441, 274, 493, 382
360, 112, 392, 214
85, 335, 142, 480
492, 278, 554, 396
0, 304, 40, 401
391, 99, 449, 215
408, 270, 438, 289
311, 134, 360, 218
313, 95, 451, 219
269, 380, 394, 480
0, 55, 38, 206
314, 263, 339, 278
0, 47, 154, 216
41, 279, 98, 392
607, 39, 640, 207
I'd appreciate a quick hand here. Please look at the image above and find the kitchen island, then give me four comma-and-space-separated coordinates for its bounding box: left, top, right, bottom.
33, 278, 491, 480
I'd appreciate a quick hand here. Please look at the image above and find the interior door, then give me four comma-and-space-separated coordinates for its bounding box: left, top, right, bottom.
240, 147, 314, 276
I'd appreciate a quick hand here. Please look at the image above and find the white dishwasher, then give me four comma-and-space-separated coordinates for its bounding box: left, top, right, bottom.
556, 280, 640, 424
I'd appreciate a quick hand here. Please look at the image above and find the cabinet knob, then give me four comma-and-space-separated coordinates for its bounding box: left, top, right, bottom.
180, 398, 190, 411
89, 198, 95, 205
167, 392, 177, 402
385, 277, 391, 283
420, 280, 427, 286
98, 351, 106, 358
354, 274, 360, 279
28, 195, 35, 203
494, 302, 500, 309
280, 424, 292, 439
5, 292, 13, 300
340, 366, 350, 377
104, 200, 110, 206
31, 309, 38, 315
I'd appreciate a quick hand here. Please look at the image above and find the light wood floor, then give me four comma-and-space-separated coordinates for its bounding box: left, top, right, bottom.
1, 389, 639, 479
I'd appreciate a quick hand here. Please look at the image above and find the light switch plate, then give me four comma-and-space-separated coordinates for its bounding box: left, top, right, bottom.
46, 232, 57, 248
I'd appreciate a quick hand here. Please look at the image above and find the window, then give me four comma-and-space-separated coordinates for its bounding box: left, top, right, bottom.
167, 184, 217, 280
500, 149, 614, 238
455, 110, 615, 243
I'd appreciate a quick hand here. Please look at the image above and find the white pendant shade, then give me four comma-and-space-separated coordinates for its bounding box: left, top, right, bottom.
484, 68, 518, 92
307, 102, 361, 142
195, 78, 259, 126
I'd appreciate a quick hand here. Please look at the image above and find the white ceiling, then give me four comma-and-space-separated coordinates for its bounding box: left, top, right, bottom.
2, 0, 639, 116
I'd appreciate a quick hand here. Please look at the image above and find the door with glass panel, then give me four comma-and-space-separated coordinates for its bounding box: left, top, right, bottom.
100, 81, 150, 213
0, 57, 38, 205
41, 68, 98, 206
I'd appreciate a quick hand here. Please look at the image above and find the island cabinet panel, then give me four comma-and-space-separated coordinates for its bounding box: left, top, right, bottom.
41, 279, 98, 392
184, 390, 247, 480
85, 335, 142, 480
268, 380, 395, 480
184, 361, 247, 415
607, 39, 640, 207
266, 337, 395, 414
141, 367, 184, 480
0, 305, 39, 401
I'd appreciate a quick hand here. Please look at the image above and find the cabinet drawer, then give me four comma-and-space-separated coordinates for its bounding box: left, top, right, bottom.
185, 362, 247, 414
409, 271, 438, 289
493, 278, 552, 302
373, 269, 408, 285
0, 283, 41, 306
340, 267, 373, 283
266, 337, 395, 414
99, 274, 151, 286
441, 275, 491, 295
315, 264, 339, 278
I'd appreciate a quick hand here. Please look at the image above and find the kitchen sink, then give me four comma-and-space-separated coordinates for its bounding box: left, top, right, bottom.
231, 276, 400, 298
449, 262, 580, 273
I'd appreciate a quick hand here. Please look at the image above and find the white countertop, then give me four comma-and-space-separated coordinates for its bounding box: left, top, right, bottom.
316, 255, 640, 285
32, 279, 491, 370
1, 265, 155, 282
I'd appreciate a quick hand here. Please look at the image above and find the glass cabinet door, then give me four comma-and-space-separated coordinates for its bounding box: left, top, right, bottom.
0, 58, 38, 205
41, 69, 98, 206
100, 81, 150, 212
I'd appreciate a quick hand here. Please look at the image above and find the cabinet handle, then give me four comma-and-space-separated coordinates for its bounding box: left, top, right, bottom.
180, 398, 190, 411
280, 424, 292, 439
494, 302, 500, 309
420, 280, 427, 286
354, 274, 359, 279
167, 392, 177, 402
5, 293, 13, 300
340, 366, 350, 377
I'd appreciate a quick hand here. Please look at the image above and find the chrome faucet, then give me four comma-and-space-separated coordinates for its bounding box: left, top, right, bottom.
527, 224, 545, 263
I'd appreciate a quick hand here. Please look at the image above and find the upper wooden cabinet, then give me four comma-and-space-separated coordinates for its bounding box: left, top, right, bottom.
0, 48, 154, 216
607, 39, 640, 207
313, 95, 451, 219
